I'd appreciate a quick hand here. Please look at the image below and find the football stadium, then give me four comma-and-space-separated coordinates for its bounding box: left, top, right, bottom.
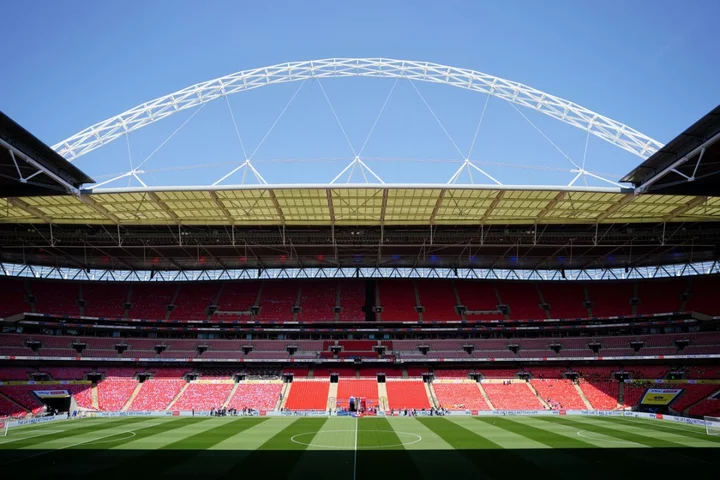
2, 13, 720, 478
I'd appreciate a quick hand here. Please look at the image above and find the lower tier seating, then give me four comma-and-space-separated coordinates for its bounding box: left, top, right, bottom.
129, 379, 184, 411
284, 381, 329, 410
227, 383, 282, 411
482, 383, 543, 410
386, 380, 431, 410
97, 377, 137, 411
530, 379, 586, 409
579, 380, 618, 409
433, 383, 491, 410
173, 383, 233, 411
336, 379, 379, 409
0, 385, 45, 414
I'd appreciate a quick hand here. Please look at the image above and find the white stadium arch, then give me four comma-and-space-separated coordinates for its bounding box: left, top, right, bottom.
51, 58, 664, 188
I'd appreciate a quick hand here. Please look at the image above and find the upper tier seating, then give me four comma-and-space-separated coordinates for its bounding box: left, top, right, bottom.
496, 282, 544, 319
227, 382, 282, 411
31, 281, 80, 316
386, 380, 431, 410
530, 379, 586, 409
455, 281, 505, 320
433, 383, 490, 410
539, 282, 587, 318
636, 280, 684, 314
685, 276, 720, 314
578, 380, 618, 409
338, 280, 366, 321
417, 280, 460, 321
378, 280, 419, 321
173, 383, 233, 410
296, 280, 336, 322
284, 381, 329, 410
0, 278, 29, 317
482, 382, 543, 410
170, 284, 220, 320
214, 282, 261, 320
255, 281, 300, 321
129, 379, 184, 411
128, 284, 176, 319
587, 282, 633, 317
82, 283, 129, 318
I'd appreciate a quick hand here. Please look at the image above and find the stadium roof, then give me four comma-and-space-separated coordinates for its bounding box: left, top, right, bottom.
622, 104, 720, 195
0, 111, 94, 197
1, 185, 719, 226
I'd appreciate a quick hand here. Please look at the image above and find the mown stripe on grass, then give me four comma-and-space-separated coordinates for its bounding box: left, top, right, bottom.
535, 417, 714, 466
102, 417, 270, 477
289, 417, 356, 479
594, 416, 720, 445
388, 417, 480, 480
418, 416, 551, 479
218, 417, 329, 480
355, 417, 424, 480
0, 417, 148, 451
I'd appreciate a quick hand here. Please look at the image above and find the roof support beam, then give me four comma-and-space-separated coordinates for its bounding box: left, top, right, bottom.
663, 196, 708, 222
481, 190, 505, 223
209, 191, 234, 223
267, 190, 285, 225
7, 197, 52, 223
147, 192, 180, 224
595, 193, 634, 223
77, 195, 120, 224
429, 189, 446, 224
380, 189, 389, 225
536, 191, 565, 221
326, 189, 335, 224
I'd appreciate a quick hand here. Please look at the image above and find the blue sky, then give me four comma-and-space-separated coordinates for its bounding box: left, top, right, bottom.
2, 0, 718, 187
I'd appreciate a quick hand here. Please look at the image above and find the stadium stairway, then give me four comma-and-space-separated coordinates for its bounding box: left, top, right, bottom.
378, 382, 389, 410
167, 383, 190, 410
527, 382, 552, 409
91, 384, 99, 409
222, 383, 240, 409
477, 383, 495, 410
279, 382, 291, 410
121, 382, 143, 412
327, 382, 339, 411
426, 382, 439, 408
573, 383, 594, 409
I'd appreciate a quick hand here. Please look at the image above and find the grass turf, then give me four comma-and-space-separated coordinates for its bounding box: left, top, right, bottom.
0, 415, 718, 479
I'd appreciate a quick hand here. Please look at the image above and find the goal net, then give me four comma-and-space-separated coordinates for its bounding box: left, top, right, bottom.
0, 420, 7, 437
705, 416, 720, 436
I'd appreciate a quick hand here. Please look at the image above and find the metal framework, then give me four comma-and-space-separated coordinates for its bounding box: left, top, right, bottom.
2, 261, 717, 282
53, 58, 664, 182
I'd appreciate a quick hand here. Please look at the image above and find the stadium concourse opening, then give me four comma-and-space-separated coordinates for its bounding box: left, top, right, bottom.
2, 100, 720, 477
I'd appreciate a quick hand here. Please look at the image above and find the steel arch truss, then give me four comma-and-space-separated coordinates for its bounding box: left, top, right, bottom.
53, 58, 663, 163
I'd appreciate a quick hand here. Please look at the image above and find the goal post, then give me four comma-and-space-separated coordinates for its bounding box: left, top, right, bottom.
705, 416, 720, 436
0, 420, 7, 437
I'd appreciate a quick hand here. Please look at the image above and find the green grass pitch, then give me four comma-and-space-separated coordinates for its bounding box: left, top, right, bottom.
1, 415, 718, 479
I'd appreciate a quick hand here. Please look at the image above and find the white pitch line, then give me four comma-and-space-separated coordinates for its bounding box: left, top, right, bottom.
0, 423, 159, 467
0, 430, 66, 445
353, 417, 358, 480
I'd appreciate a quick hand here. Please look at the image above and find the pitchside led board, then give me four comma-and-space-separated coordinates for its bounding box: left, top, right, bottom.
641, 388, 683, 406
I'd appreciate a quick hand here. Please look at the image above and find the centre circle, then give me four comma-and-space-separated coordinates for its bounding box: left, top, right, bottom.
290, 429, 422, 449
